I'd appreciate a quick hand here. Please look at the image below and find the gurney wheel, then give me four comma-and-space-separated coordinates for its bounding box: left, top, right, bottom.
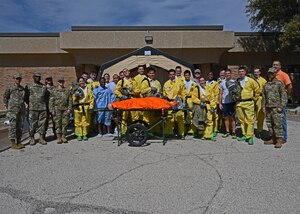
126, 123, 148, 146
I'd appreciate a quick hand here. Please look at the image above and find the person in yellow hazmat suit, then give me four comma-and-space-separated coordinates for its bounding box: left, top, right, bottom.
133, 65, 147, 121
87, 70, 99, 89
72, 77, 94, 141
134, 65, 147, 94
253, 67, 267, 139
190, 77, 208, 138
198, 77, 218, 141
140, 67, 162, 98
183, 70, 197, 135
175, 66, 184, 81
114, 68, 137, 135
236, 66, 260, 145
86, 70, 99, 134
140, 67, 162, 131
163, 69, 187, 139
206, 71, 220, 137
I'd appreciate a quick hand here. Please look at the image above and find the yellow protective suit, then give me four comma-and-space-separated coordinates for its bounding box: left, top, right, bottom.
72, 86, 94, 137
190, 85, 207, 135
203, 82, 219, 138
87, 81, 99, 132
163, 78, 187, 137
184, 80, 197, 134
134, 74, 147, 96
236, 77, 260, 139
140, 78, 162, 128
114, 77, 137, 134
133, 74, 147, 121
255, 76, 267, 133
206, 80, 219, 133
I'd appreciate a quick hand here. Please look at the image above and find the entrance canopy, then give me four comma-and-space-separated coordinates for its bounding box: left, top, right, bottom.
98, 46, 195, 78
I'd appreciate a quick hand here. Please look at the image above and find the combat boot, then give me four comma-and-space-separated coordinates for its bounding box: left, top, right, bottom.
17, 138, 25, 148
11, 139, 22, 150
275, 138, 283, 149
39, 134, 47, 145
56, 134, 62, 144
264, 135, 275, 145
29, 136, 36, 145
61, 134, 68, 143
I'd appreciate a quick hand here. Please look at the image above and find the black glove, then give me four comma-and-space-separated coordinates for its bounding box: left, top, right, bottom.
200, 102, 206, 108
151, 87, 157, 93
121, 95, 128, 100
126, 86, 133, 92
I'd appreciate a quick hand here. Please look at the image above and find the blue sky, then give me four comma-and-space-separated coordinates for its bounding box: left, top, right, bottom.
0, 0, 251, 32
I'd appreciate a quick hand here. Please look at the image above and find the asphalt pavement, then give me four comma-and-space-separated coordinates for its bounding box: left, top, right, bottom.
0, 119, 299, 214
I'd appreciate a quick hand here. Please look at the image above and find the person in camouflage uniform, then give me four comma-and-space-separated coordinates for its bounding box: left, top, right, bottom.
262, 67, 287, 148
49, 77, 72, 144
3, 73, 26, 150
45, 75, 56, 136
25, 72, 48, 145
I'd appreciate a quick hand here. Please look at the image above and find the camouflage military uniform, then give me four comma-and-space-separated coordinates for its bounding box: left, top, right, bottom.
49, 87, 72, 136
25, 82, 48, 136
262, 79, 287, 138
46, 85, 56, 134
3, 84, 26, 142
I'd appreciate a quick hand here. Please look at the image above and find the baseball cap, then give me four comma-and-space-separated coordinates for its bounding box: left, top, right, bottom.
57, 76, 65, 81
33, 72, 41, 77
13, 73, 22, 79
194, 69, 201, 74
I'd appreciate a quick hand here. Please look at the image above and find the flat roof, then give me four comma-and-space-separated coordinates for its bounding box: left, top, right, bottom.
234, 32, 279, 36
71, 25, 224, 31
0, 33, 59, 37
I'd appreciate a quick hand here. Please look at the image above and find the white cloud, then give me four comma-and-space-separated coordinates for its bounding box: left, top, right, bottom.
0, 0, 251, 32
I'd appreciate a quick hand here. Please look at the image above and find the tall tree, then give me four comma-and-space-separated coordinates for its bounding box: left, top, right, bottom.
246, 0, 300, 51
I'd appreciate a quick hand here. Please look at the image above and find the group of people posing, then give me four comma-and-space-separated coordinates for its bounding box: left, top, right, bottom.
3, 60, 291, 150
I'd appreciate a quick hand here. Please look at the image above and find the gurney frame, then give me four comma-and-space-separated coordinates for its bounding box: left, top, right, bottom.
94, 108, 169, 146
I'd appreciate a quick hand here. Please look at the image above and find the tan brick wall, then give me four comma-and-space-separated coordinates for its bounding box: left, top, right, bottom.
0, 66, 78, 111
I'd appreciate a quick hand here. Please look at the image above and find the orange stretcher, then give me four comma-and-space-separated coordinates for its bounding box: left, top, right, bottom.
108, 97, 178, 146
111, 97, 177, 110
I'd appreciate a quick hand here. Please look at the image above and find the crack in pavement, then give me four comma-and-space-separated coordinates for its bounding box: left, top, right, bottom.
0, 186, 148, 214
139, 148, 224, 214
187, 205, 207, 213
47, 151, 173, 202
192, 153, 223, 214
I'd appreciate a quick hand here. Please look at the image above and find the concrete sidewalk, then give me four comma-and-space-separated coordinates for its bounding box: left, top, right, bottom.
0, 119, 299, 214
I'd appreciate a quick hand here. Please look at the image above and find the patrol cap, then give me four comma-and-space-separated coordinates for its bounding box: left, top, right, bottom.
194, 69, 201, 74
45, 75, 52, 80
268, 67, 277, 74
57, 76, 65, 81
33, 72, 41, 77
13, 73, 22, 79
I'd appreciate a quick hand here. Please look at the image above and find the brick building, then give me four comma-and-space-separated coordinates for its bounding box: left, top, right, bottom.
0, 26, 299, 110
